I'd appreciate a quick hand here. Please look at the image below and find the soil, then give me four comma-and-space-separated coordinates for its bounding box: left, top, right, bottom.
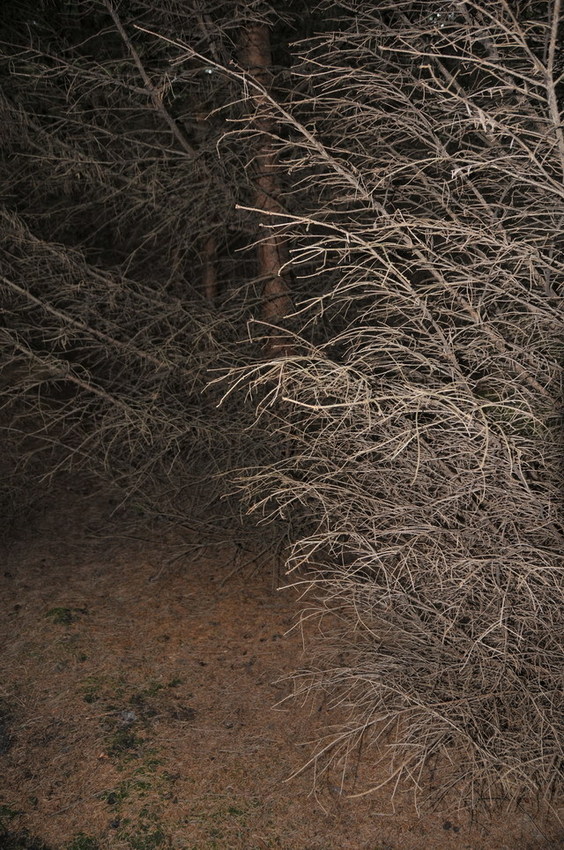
0, 478, 562, 850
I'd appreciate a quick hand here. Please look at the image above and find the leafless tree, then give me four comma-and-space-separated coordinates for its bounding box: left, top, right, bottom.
216, 0, 564, 809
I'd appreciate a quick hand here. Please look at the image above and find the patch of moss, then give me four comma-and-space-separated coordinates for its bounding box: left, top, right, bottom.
65, 835, 100, 850
98, 783, 131, 805
80, 676, 105, 704
0, 828, 51, 850
141, 681, 164, 698
131, 828, 167, 850
46, 606, 89, 625
107, 728, 143, 756
82, 691, 97, 704
0, 804, 20, 829
119, 824, 170, 850
0, 701, 14, 754
45, 607, 73, 626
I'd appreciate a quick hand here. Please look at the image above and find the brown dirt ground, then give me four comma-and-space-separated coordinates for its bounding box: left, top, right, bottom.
0, 479, 562, 850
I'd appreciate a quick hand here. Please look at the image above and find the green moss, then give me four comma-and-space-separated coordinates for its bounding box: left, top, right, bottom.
226, 806, 245, 817
119, 825, 170, 850
65, 835, 100, 850
45, 608, 73, 626
107, 728, 143, 756
45, 607, 88, 626
0, 701, 14, 754
142, 681, 164, 698
98, 782, 131, 805
0, 832, 51, 850
80, 676, 105, 703
0, 811, 50, 850
0, 804, 20, 829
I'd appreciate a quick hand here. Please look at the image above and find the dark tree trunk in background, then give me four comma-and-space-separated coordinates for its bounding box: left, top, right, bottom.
201, 233, 218, 303
239, 23, 294, 353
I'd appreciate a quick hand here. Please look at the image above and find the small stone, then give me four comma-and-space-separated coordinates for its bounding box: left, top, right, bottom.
118, 710, 137, 726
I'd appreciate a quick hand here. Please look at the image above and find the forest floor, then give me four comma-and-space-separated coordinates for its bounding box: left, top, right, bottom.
0, 476, 562, 850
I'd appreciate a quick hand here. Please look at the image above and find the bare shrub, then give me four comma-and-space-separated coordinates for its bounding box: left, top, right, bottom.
217, 0, 564, 807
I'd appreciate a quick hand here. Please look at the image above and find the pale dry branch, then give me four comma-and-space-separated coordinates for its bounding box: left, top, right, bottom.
219, 0, 564, 808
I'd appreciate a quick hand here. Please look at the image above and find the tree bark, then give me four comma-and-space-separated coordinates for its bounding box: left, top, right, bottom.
201, 233, 218, 303
239, 24, 293, 354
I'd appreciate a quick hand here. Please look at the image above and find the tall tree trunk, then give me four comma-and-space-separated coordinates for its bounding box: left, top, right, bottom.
239, 24, 293, 354
201, 233, 218, 303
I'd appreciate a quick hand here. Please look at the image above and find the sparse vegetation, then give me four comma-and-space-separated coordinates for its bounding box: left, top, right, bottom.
65, 836, 100, 850
45, 609, 75, 627
0, 804, 20, 831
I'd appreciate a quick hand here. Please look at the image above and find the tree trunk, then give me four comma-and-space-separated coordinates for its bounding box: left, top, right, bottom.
201, 233, 218, 303
239, 24, 293, 354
